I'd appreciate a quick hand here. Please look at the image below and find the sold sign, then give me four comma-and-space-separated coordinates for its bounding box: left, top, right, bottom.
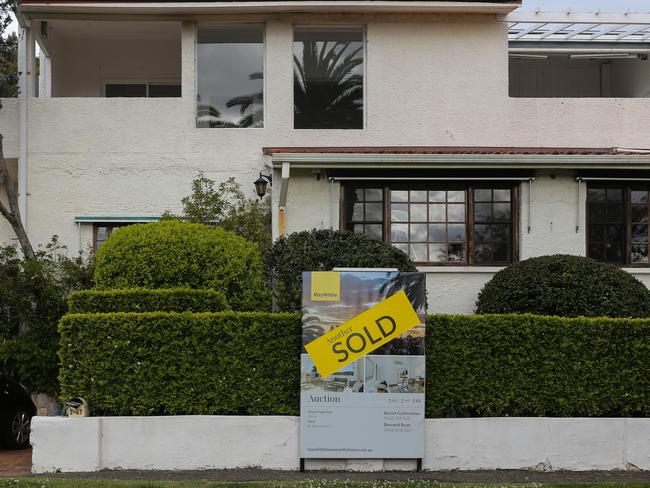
305, 291, 421, 378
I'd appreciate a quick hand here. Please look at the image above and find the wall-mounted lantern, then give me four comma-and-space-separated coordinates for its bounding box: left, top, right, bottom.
254, 172, 272, 199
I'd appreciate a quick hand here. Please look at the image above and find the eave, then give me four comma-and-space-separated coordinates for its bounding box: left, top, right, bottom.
18, 1, 520, 17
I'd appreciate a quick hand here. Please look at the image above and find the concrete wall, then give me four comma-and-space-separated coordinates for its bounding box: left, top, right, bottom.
31, 416, 650, 473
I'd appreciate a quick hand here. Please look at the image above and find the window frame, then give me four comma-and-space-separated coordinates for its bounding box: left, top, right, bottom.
102, 80, 182, 98
586, 182, 650, 267
340, 181, 520, 267
93, 223, 131, 251
292, 24, 367, 131
195, 23, 267, 129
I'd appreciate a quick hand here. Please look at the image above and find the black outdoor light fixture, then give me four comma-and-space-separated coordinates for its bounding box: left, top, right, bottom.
254, 172, 272, 199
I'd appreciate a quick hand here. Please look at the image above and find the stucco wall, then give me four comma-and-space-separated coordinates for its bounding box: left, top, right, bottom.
2, 14, 650, 309
31, 416, 650, 473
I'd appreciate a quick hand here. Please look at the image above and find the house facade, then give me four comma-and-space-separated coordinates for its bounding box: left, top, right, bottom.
2, 0, 650, 313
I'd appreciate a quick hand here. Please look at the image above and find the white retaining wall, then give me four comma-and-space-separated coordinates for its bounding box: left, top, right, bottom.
31, 416, 650, 473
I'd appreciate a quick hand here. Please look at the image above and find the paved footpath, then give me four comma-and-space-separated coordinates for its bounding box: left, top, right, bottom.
0, 449, 31, 477
28, 469, 650, 483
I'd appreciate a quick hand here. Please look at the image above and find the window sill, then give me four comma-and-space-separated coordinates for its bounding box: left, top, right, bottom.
623, 268, 650, 274
416, 266, 505, 274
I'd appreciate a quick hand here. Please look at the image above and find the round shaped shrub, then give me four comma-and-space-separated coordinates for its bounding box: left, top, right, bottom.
94, 221, 269, 311
264, 229, 416, 312
475, 254, 650, 318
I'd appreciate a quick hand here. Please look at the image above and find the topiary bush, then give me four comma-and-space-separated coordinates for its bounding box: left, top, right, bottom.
94, 221, 269, 311
476, 254, 650, 318
263, 229, 416, 311
68, 288, 229, 314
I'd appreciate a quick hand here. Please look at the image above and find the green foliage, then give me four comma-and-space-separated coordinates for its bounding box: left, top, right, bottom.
59, 311, 650, 417
475, 254, 650, 318
426, 314, 650, 417
264, 229, 416, 311
0, 238, 94, 393
93, 221, 269, 311
165, 172, 271, 249
59, 312, 301, 416
68, 288, 229, 314
0, 32, 17, 98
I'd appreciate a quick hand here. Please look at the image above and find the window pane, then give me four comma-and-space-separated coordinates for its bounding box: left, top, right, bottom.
409, 224, 428, 242
350, 202, 363, 222
589, 243, 604, 261
632, 224, 648, 243
474, 224, 490, 243
607, 225, 624, 243
391, 224, 408, 242
631, 190, 649, 205
410, 204, 427, 221
474, 244, 492, 263
493, 189, 511, 202
632, 245, 649, 264
365, 188, 383, 201
447, 190, 465, 203
447, 204, 465, 222
294, 27, 364, 129
197, 25, 264, 128
589, 224, 604, 243
429, 243, 445, 262
409, 244, 427, 262
429, 204, 445, 221
474, 203, 491, 222
410, 190, 427, 202
393, 243, 409, 254
447, 224, 465, 241
492, 243, 510, 262
391, 190, 409, 202
632, 205, 648, 223
428, 190, 445, 203
149, 84, 181, 98
474, 189, 492, 201
448, 243, 465, 262
365, 224, 382, 240
605, 242, 624, 263
365, 203, 383, 221
105, 84, 147, 97
429, 224, 446, 242
588, 188, 606, 203
491, 224, 511, 242
589, 204, 606, 222
493, 203, 511, 222
391, 203, 408, 222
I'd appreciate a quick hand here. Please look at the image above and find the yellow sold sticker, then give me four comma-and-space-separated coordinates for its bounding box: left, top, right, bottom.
305, 291, 421, 378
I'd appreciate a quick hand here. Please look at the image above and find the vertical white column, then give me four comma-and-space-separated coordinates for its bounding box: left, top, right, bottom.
17, 25, 34, 226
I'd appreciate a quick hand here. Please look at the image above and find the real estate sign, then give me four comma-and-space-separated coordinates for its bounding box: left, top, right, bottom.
300, 271, 426, 459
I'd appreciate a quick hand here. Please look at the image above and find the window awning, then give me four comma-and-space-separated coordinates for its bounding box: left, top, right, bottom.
74, 216, 160, 223
263, 147, 650, 170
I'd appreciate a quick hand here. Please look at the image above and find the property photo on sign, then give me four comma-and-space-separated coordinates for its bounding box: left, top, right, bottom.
300, 271, 426, 459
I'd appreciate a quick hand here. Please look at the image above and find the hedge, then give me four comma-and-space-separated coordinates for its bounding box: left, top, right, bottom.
94, 221, 269, 311
68, 288, 230, 314
59, 313, 650, 417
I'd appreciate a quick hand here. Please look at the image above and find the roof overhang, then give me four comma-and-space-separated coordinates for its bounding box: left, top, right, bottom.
263, 147, 650, 170
18, 1, 520, 18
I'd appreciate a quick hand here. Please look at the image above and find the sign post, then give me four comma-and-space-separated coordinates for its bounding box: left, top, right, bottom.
300, 270, 426, 464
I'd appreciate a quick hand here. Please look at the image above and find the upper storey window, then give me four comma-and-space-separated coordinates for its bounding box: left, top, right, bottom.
197, 25, 264, 128
293, 27, 364, 129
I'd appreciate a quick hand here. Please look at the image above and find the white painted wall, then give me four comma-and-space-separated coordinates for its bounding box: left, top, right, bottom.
1, 14, 650, 311
31, 416, 650, 473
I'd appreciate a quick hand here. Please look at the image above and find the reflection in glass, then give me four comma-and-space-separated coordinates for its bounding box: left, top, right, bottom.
410, 224, 428, 242
447, 204, 465, 222
429, 224, 446, 242
365, 224, 382, 240
429, 243, 445, 262
631, 190, 649, 205
448, 224, 465, 241
294, 27, 364, 129
197, 25, 264, 128
391, 224, 408, 242
409, 244, 427, 262
429, 191, 445, 202
391, 190, 409, 202
429, 204, 445, 221
410, 190, 427, 202
632, 245, 649, 263
448, 190, 465, 203
365, 203, 383, 221
448, 243, 465, 261
391, 203, 408, 222
410, 204, 427, 221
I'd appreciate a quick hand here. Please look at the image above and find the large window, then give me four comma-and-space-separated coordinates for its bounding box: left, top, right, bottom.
293, 27, 364, 129
93, 223, 132, 250
343, 183, 518, 266
197, 25, 264, 128
587, 184, 649, 265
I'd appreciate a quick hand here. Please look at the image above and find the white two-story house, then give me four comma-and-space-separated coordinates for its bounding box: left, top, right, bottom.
2, 0, 650, 313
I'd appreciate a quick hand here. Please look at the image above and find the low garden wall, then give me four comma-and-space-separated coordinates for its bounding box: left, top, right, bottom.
31, 416, 650, 472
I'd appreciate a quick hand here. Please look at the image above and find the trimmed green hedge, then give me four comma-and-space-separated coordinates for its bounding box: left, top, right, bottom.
59, 312, 301, 416
68, 288, 230, 314
59, 313, 650, 417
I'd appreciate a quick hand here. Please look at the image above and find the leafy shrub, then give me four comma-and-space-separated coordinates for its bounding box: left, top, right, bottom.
59, 312, 650, 417
59, 312, 301, 416
264, 229, 416, 311
426, 314, 650, 417
475, 254, 650, 318
68, 288, 229, 314
94, 221, 269, 311
0, 239, 93, 393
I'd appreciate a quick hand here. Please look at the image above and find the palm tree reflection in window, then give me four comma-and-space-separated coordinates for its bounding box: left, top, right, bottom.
197, 72, 263, 128
294, 30, 364, 129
